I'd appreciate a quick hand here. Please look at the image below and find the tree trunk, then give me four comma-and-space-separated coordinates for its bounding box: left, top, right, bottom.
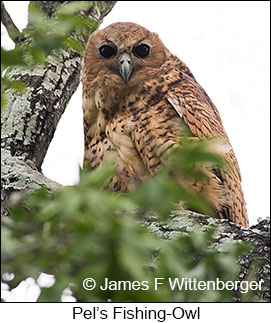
1, 1, 117, 216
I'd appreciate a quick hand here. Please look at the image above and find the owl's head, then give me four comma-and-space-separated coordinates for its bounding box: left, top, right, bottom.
83, 22, 168, 88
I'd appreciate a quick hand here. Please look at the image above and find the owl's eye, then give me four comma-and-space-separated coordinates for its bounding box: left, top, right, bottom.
99, 45, 117, 58
132, 44, 150, 58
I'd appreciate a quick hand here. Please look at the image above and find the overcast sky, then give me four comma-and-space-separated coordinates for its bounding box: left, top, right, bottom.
2, 1, 270, 227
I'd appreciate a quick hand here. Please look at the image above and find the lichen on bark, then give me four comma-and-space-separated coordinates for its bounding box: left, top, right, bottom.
145, 211, 270, 302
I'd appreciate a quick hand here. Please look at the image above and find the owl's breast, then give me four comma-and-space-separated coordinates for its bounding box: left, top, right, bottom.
84, 81, 180, 190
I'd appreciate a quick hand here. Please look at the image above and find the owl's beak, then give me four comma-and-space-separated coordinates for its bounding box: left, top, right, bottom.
119, 53, 133, 84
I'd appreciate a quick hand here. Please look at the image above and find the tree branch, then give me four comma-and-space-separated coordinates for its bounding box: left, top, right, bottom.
1, 1, 21, 42
1, 148, 60, 217
145, 211, 270, 302
1, 50, 82, 171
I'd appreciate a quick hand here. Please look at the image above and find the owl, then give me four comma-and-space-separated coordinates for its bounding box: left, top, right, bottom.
82, 22, 249, 227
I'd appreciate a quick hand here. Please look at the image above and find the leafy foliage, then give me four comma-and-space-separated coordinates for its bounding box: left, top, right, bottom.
2, 139, 250, 302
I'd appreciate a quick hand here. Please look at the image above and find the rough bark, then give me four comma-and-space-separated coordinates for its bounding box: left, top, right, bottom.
1, 1, 117, 217
145, 211, 270, 302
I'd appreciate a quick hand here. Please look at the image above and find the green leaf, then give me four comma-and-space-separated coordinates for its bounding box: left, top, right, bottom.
63, 37, 85, 52
1, 48, 27, 68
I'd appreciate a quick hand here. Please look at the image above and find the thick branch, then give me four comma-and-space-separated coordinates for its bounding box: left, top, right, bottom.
1, 50, 82, 171
1, 148, 60, 216
145, 211, 270, 302
1, 1, 21, 42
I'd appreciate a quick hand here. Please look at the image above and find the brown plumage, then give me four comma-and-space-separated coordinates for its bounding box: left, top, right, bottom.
82, 22, 249, 227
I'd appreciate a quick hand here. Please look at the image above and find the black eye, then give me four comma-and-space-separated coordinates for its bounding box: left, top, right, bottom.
99, 45, 117, 58
132, 44, 150, 58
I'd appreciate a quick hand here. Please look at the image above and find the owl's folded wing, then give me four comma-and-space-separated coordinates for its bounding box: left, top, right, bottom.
165, 76, 248, 226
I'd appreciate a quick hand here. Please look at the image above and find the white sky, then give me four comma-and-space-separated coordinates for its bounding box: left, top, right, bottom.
1, 1, 270, 227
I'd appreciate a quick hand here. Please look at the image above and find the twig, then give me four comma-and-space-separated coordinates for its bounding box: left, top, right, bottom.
1, 1, 21, 42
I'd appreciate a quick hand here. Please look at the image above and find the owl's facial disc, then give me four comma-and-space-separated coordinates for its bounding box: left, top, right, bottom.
118, 53, 133, 84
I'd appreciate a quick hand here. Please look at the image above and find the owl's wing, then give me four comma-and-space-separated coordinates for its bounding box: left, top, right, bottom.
167, 75, 227, 138
165, 74, 248, 226
166, 75, 240, 175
